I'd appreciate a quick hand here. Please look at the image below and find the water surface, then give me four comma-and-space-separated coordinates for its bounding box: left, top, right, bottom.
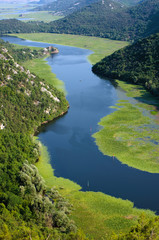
2, 36, 159, 213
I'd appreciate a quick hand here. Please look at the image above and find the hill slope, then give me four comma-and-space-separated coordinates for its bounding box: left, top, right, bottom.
35, 0, 142, 15
0, 41, 84, 239
92, 33, 159, 95
34, 0, 100, 16
0, 0, 158, 41
47, 0, 159, 40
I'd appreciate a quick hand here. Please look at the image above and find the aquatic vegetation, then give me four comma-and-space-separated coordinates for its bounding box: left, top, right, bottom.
94, 81, 159, 173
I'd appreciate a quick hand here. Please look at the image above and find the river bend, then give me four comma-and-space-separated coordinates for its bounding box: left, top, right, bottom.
2, 36, 159, 213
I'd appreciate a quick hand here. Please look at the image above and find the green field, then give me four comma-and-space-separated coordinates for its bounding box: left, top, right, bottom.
94, 81, 159, 173
13, 34, 158, 239
11, 33, 128, 64
0, 11, 63, 22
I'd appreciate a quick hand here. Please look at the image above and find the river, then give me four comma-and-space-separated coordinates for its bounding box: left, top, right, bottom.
2, 35, 159, 213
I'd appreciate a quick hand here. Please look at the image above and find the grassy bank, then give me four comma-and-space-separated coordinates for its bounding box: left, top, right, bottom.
11, 33, 128, 64
36, 140, 155, 240
93, 81, 159, 173
35, 141, 80, 193
23, 57, 66, 93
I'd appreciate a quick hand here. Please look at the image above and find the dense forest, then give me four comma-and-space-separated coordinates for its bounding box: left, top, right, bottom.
0, 0, 158, 41
0, 18, 52, 35
0, 40, 87, 239
46, 0, 159, 41
92, 33, 159, 96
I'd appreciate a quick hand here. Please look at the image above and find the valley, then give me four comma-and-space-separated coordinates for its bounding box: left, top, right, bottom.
0, 0, 159, 239
1, 33, 159, 239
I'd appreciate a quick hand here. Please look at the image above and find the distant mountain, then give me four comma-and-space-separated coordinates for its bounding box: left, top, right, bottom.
47, 0, 159, 40
114, 0, 142, 6
34, 0, 100, 16
0, 0, 158, 41
34, 0, 143, 14
37, 0, 56, 4
92, 33, 159, 96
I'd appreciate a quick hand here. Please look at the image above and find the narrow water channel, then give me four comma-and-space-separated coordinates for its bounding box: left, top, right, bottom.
2, 36, 159, 213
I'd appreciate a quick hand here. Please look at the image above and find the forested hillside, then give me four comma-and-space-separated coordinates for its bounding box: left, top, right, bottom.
92, 33, 159, 96
0, 0, 158, 41
0, 40, 85, 239
0, 19, 40, 34
47, 0, 159, 40
34, 0, 99, 16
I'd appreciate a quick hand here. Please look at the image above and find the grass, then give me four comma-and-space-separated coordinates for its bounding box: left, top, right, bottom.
35, 140, 80, 194
93, 81, 159, 173
0, 11, 63, 22
36, 139, 155, 240
11, 33, 128, 64
23, 57, 66, 93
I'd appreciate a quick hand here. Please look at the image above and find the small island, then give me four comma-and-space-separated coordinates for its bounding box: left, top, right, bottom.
43, 46, 59, 55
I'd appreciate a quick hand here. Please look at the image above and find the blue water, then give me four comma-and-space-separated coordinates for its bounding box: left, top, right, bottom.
2, 35, 159, 213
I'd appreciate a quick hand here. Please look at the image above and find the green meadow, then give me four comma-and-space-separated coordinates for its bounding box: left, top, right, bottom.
94, 81, 159, 173
0, 11, 63, 22
11, 33, 128, 64
13, 35, 158, 239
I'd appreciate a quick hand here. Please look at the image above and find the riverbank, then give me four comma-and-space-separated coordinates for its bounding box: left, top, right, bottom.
10, 33, 128, 64
36, 140, 155, 240
23, 57, 66, 94
17, 36, 157, 239
17, 33, 159, 173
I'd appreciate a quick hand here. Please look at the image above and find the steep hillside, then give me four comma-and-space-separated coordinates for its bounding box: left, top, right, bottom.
34, 0, 100, 16
0, 41, 84, 239
0, 19, 40, 34
92, 33, 159, 95
0, 0, 158, 41
47, 0, 159, 40
0, 44, 68, 133
35, 0, 142, 15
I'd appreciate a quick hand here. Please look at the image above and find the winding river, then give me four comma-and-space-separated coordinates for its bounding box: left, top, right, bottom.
2, 35, 159, 213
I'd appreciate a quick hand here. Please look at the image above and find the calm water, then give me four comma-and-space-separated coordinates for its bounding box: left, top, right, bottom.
2, 36, 159, 213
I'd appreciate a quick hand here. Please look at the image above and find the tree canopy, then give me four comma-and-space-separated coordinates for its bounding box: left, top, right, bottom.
92, 33, 159, 96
